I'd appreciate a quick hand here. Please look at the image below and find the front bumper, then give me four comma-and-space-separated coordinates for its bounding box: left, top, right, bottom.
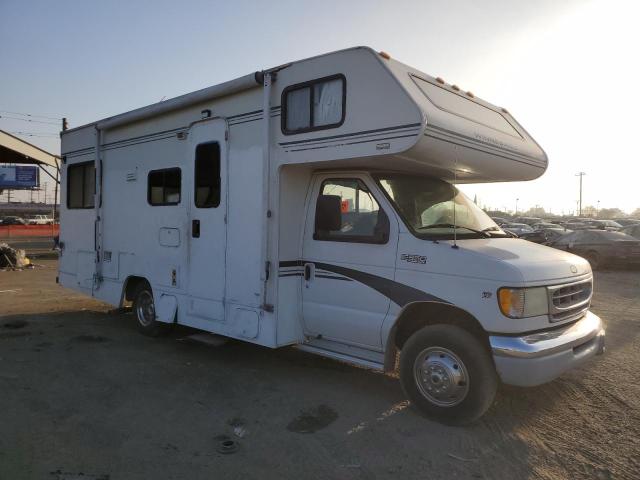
489, 311, 605, 387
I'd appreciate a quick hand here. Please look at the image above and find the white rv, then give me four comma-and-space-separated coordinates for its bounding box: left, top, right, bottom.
59, 47, 604, 424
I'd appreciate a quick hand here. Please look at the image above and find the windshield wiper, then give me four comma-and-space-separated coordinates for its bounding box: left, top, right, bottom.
481, 226, 512, 237
417, 223, 491, 237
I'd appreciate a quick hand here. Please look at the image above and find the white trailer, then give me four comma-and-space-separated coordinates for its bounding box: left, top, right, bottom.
59, 47, 604, 424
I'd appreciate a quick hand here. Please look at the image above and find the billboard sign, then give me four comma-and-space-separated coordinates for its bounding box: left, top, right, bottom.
0, 165, 39, 189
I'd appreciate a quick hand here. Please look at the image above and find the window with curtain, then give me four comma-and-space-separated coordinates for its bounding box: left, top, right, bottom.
67, 162, 95, 209
283, 75, 345, 134
147, 168, 181, 206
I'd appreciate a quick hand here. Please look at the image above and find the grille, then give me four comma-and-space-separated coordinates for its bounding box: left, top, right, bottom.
548, 279, 592, 323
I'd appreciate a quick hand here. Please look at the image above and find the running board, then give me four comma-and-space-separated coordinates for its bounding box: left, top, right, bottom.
179, 333, 229, 347
295, 344, 384, 371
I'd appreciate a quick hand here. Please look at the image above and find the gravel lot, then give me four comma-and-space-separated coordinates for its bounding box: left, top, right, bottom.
1, 260, 638, 480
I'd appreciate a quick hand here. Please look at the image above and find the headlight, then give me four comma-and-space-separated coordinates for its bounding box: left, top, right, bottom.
498, 287, 549, 318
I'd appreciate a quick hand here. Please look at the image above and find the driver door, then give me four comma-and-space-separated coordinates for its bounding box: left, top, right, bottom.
301, 175, 398, 349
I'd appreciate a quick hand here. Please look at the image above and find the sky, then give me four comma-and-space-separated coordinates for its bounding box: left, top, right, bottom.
1, 0, 638, 214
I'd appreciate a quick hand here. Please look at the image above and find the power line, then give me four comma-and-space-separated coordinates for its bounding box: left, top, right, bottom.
0, 115, 60, 125
8, 131, 59, 138
0, 110, 62, 121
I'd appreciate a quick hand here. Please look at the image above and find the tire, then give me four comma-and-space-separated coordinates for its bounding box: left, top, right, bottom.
131, 282, 170, 337
399, 324, 497, 425
585, 251, 600, 270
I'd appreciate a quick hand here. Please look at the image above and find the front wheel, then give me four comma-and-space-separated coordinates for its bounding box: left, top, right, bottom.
399, 324, 497, 425
132, 282, 170, 337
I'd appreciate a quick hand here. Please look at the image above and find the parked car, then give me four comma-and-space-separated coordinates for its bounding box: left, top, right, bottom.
502, 222, 533, 236
520, 228, 572, 244
513, 216, 543, 226
622, 224, 640, 239
0, 216, 28, 225
547, 229, 640, 269
531, 222, 559, 230
583, 219, 622, 231
614, 218, 640, 227
27, 214, 54, 225
490, 216, 509, 226
562, 221, 590, 230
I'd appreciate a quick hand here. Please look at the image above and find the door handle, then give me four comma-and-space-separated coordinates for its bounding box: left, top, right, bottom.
304, 263, 314, 281
192, 219, 200, 238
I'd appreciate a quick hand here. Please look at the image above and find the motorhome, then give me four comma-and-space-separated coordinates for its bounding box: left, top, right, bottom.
59, 47, 604, 424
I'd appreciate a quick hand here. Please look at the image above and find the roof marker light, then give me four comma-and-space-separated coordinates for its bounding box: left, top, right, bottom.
451, 85, 460, 91
379, 51, 391, 60
501, 107, 509, 114
436, 77, 445, 84
466, 91, 474, 98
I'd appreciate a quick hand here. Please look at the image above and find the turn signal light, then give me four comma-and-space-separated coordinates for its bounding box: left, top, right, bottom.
498, 288, 525, 318
379, 51, 391, 60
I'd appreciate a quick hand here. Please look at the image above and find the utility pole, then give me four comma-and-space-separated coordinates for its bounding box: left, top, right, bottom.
575, 172, 586, 216
515, 198, 519, 215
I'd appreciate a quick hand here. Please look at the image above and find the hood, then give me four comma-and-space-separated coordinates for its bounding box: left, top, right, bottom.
455, 238, 591, 283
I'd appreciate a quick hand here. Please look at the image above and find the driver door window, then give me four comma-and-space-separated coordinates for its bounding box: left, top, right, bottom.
314, 178, 389, 244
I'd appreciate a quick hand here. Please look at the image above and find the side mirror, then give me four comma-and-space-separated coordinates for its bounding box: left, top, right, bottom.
315, 195, 342, 232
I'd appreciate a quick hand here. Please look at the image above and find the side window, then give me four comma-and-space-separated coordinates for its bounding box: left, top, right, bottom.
194, 142, 221, 208
314, 178, 389, 244
148, 168, 181, 206
67, 162, 95, 209
282, 74, 345, 134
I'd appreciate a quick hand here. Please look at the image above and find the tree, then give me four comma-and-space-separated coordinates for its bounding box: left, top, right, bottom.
631, 208, 640, 219
582, 205, 597, 217
598, 208, 624, 219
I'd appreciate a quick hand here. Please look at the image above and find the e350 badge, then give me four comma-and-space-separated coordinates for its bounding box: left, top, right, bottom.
401, 254, 427, 264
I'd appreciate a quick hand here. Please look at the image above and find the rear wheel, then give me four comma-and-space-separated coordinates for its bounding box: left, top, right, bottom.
132, 282, 170, 336
585, 251, 600, 270
399, 324, 497, 425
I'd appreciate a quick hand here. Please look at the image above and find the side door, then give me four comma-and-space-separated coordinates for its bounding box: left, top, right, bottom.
552, 231, 577, 251
186, 119, 227, 322
301, 174, 398, 349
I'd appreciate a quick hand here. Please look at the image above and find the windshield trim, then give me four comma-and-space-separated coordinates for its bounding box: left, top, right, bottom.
371, 172, 509, 241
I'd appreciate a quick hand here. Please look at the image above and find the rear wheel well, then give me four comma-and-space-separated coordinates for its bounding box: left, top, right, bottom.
385, 302, 490, 372
122, 276, 150, 305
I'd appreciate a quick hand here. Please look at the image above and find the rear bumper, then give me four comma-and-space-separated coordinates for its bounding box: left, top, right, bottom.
489, 311, 605, 387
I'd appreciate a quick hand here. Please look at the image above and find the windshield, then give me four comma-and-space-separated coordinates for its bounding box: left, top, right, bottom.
375, 174, 507, 239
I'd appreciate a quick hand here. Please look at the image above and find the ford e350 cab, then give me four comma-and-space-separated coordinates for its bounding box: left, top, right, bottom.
59, 47, 605, 424
296, 170, 605, 424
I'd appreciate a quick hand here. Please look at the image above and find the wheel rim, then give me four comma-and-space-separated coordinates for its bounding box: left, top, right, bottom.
136, 290, 155, 327
413, 346, 470, 407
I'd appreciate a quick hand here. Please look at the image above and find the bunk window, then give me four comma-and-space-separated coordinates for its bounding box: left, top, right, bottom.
282, 74, 346, 134
67, 162, 95, 209
194, 142, 221, 208
148, 168, 181, 206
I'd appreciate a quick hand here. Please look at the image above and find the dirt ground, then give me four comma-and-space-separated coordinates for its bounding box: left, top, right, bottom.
0, 260, 638, 480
